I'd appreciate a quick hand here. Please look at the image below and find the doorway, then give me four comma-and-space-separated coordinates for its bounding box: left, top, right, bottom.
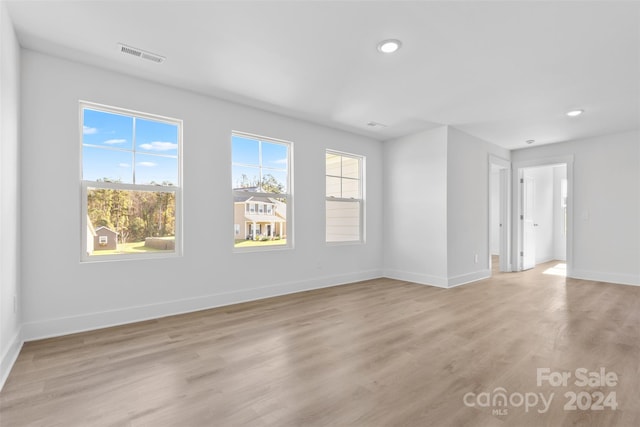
489, 156, 510, 273
514, 156, 573, 273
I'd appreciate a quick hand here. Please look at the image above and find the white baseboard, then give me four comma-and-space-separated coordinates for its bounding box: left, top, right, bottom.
536, 256, 556, 264
383, 269, 490, 288
447, 269, 491, 288
0, 328, 23, 391
570, 269, 640, 287
383, 269, 449, 288
22, 269, 383, 342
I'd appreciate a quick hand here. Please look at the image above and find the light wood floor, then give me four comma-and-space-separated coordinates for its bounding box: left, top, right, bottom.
2, 261, 640, 426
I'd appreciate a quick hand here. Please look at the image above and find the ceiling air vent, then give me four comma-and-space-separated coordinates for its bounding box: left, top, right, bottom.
118, 43, 165, 64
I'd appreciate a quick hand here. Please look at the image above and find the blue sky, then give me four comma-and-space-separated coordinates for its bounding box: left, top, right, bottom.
232, 135, 288, 191
82, 108, 179, 185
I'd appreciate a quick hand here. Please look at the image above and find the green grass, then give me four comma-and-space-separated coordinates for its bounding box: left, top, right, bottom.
90, 240, 173, 255
235, 239, 287, 248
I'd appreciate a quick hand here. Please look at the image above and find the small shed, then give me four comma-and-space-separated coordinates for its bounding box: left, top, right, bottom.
94, 226, 118, 251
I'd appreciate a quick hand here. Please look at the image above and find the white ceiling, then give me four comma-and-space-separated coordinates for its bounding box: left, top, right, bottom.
6, 0, 640, 149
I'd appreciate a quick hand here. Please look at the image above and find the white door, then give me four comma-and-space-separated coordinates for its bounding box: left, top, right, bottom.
522, 176, 536, 270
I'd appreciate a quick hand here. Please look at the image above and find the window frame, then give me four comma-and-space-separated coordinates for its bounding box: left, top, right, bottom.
80, 101, 183, 262
231, 131, 293, 252
325, 149, 365, 244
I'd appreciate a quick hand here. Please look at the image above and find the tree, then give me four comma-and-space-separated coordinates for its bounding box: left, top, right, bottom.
128, 217, 146, 242
87, 180, 176, 246
261, 174, 284, 194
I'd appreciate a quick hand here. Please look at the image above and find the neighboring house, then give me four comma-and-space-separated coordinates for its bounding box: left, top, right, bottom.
234, 190, 286, 240
94, 226, 118, 251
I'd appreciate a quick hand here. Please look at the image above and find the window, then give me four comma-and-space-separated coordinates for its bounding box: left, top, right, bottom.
232, 132, 291, 249
326, 151, 364, 243
81, 102, 181, 260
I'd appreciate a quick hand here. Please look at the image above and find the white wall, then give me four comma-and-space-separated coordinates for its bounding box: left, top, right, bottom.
382, 127, 449, 286
512, 131, 640, 285
446, 127, 509, 285
383, 126, 510, 287
20, 50, 384, 340
0, 2, 22, 389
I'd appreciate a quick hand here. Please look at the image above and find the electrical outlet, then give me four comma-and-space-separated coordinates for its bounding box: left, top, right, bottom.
474, 254, 479, 263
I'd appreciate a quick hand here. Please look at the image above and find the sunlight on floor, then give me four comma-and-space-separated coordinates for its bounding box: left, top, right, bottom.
543, 263, 567, 277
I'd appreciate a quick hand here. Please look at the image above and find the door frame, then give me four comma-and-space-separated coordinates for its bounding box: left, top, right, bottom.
488, 155, 511, 272
513, 155, 574, 273
521, 174, 536, 270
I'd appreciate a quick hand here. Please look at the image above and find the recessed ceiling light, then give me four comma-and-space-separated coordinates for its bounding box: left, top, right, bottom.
377, 39, 402, 53
526, 139, 535, 145
566, 109, 584, 117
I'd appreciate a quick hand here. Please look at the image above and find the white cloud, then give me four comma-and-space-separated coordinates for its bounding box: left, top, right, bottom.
104, 138, 127, 145
273, 158, 288, 165
137, 161, 157, 167
139, 141, 178, 151
118, 163, 131, 168
83, 125, 98, 135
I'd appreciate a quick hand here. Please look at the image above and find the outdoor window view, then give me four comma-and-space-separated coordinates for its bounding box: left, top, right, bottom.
326, 151, 363, 243
81, 103, 181, 259
232, 133, 290, 248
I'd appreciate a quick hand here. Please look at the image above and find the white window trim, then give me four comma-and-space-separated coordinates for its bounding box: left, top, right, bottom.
80, 101, 183, 262
232, 131, 294, 252
325, 149, 365, 245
